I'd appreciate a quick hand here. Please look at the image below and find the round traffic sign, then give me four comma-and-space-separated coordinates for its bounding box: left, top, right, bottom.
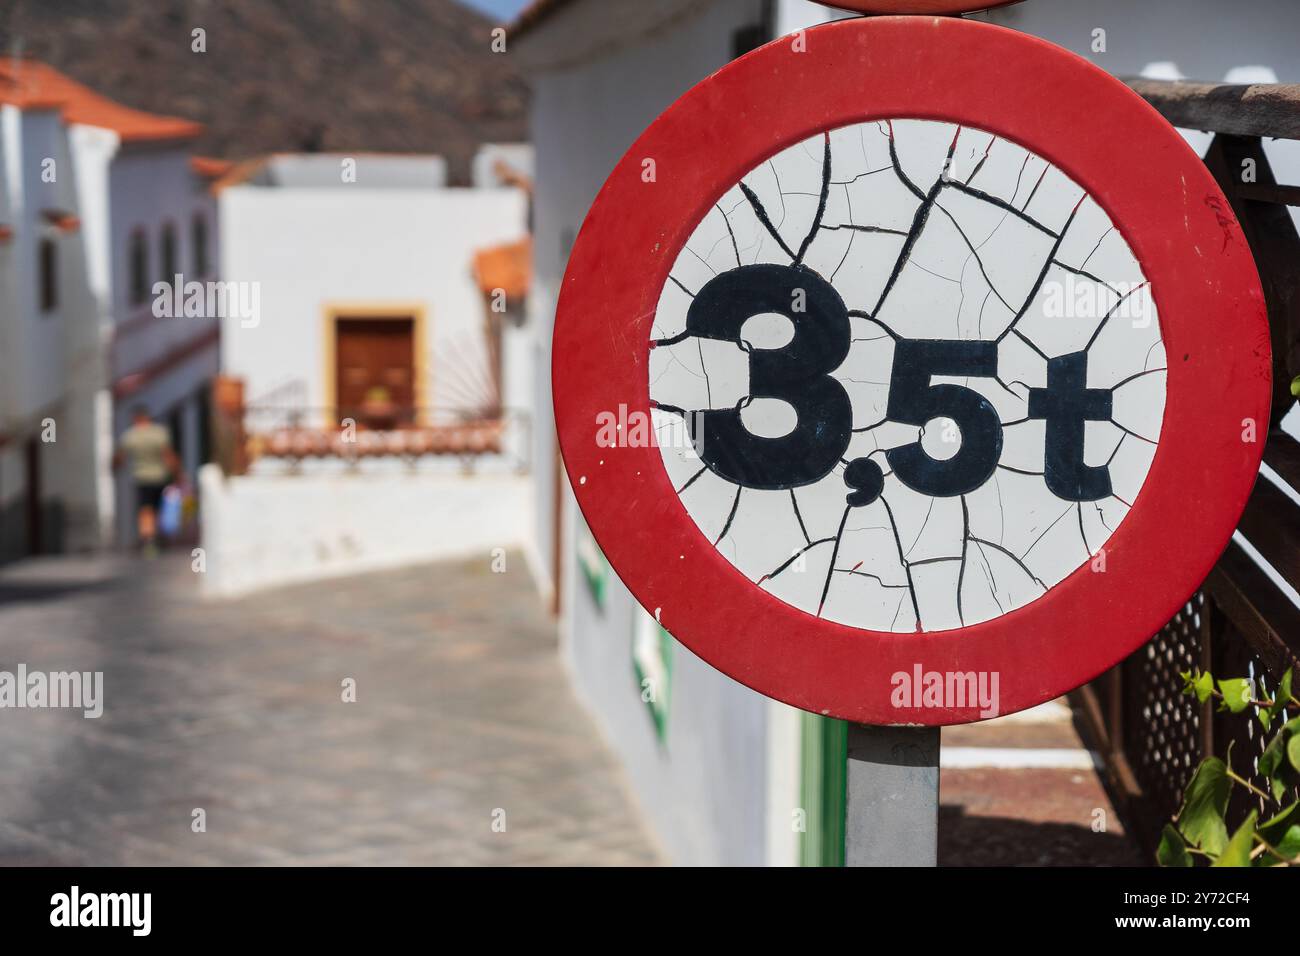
553, 16, 1269, 725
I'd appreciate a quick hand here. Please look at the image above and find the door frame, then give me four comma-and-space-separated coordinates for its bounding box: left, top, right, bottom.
321, 303, 428, 426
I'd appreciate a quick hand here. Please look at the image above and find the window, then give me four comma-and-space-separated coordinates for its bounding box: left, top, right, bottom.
129, 229, 149, 305
160, 222, 178, 284
191, 212, 209, 277
39, 238, 57, 313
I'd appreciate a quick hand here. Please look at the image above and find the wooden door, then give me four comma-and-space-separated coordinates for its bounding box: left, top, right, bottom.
335, 318, 415, 427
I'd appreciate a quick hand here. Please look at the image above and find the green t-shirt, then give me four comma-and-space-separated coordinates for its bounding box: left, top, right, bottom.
121, 422, 172, 485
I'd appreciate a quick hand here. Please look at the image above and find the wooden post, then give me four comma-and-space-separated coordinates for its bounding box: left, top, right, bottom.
844, 724, 940, 866
212, 376, 247, 477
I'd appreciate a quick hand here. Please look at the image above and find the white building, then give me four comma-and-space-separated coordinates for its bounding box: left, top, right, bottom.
199, 149, 535, 598
217, 151, 531, 430
512, 0, 1300, 866
0, 58, 220, 557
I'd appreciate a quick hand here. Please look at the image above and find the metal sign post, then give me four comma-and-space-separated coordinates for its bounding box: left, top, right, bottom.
552, 12, 1268, 865
846, 725, 940, 866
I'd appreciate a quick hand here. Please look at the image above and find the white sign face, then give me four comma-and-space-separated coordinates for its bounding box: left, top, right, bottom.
649, 119, 1166, 633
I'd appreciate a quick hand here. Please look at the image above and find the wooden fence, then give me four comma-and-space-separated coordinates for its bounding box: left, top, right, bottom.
1075, 77, 1300, 856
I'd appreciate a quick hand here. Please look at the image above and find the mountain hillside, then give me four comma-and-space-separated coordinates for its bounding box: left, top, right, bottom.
1, 0, 528, 183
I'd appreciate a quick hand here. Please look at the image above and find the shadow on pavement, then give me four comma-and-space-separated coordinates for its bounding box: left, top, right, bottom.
938, 805, 1148, 866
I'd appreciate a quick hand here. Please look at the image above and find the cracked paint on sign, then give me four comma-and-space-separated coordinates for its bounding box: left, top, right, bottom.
649, 119, 1166, 633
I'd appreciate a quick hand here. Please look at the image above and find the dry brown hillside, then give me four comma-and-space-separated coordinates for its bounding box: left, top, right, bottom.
0, 0, 528, 184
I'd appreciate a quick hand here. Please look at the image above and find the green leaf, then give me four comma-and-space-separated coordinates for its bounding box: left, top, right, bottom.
1259, 725, 1298, 798
1292, 376, 1300, 399
1268, 825, 1300, 863
1188, 670, 1215, 704
1260, 731, 1285, 780
1263, 671, 1294, 734
1258, 802, 1300, 861
1157, 824, 1193, 867
1277, 669, 1294, 708
1178, 758, 1231, 855
1218, 678, 1253, 713
1212, 811, 1258, 867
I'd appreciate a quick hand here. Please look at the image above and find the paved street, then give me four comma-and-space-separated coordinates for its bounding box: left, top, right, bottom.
0, 550, 1140, 867
940, 701, 1145, 866
0, 553, 661, 866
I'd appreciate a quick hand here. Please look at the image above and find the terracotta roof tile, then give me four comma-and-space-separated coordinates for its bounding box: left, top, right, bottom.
0, 58, 202, 143
41, 209, 80, 232
190, 155, 236, 179
473, 237, 532, 299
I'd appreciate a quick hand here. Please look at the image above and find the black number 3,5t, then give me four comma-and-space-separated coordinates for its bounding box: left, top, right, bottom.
671, 265, 1113, 504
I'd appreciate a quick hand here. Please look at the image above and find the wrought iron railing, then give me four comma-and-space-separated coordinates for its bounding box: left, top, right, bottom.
212, 388, 531, 475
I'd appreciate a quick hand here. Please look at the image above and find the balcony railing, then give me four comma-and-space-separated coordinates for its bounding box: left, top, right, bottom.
212, 381, 530, 475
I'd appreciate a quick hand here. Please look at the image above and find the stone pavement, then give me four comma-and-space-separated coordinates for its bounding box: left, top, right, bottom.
939, 700, 1146, 866
0, 552, 661, 866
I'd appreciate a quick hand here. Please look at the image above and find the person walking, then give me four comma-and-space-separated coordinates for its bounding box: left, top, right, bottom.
113, 406, 180, 557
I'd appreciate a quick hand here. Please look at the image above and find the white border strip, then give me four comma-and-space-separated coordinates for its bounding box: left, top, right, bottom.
940, 747, 1101, 770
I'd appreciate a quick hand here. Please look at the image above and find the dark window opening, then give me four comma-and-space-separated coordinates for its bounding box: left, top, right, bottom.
167, 406, 185, 470
192, 212, 209, 277
160, 222, 178, 284
39, 238, 57, 313
129, 229, 149, 305
195, 385, 212, 466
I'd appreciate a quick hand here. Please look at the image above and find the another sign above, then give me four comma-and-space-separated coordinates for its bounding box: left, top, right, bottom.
816, 1, 1020, 13
552, 17, 1270, 725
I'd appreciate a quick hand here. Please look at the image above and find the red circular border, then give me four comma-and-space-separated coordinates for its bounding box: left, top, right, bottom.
553, 17, 1269, 725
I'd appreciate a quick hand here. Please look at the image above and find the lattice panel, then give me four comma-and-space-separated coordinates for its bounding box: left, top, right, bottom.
1122, 594, 1205, 824
1213, 625, 1300, 822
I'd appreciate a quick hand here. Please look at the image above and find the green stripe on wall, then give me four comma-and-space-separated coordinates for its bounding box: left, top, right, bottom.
799, 713, 847, 867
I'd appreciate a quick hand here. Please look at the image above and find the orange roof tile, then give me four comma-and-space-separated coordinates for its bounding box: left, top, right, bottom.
0, 58, 202, 143
473, 237, 532, 300
190, 155, 235, 179
41, 209, 80, 232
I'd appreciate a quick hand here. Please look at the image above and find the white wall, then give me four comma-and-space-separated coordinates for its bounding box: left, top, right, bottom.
521, 0, 833, 867
108, 144, 221, 379
1, 107, 70, 420
471, 143, 534, 188
983, 0, 1300, 84
198, 465, 531, 598
57, 124, 119, 551
0, 90, 219, 554
980, 0, 1300, 225
255, 153, 448, 189
0, 105, 105, 554
522, 0, 1300, 864
219, 184, 528, 413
